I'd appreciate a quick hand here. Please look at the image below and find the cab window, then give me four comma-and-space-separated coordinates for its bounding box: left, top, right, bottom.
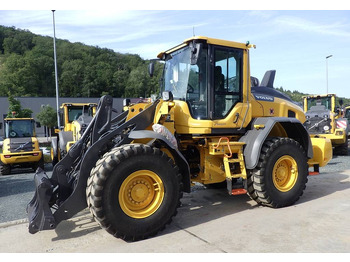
213, 47, 242, 118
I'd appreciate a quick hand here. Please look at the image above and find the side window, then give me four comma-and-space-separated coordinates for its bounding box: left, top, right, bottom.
214, 48, 242, 118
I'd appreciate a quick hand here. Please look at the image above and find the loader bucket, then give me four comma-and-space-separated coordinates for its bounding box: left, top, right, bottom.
26, 95, 160, 234
26, 168, 56, 234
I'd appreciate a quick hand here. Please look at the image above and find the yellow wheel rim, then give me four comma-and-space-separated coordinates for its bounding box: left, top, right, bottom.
50, 148, 54, 161
50, 148, 60, 161
272, 156, 298, 192
119, 170, 164, 219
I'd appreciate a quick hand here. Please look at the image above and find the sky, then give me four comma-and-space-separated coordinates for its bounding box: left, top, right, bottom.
1, 1, 350, 98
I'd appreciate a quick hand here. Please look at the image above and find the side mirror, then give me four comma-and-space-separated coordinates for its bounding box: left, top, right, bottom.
148, 62, 155, 77
123, 98, 131, 107
162, 91, 173, 101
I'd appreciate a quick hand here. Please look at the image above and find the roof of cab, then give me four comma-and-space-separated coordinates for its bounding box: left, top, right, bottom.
157, 36, 255, 59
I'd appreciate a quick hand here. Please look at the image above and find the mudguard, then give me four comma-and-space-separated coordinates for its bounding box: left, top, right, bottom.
128, 130, 191, 193
239, 117, 313, 170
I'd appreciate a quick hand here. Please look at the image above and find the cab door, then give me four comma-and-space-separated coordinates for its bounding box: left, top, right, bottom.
210, 46, 250, 131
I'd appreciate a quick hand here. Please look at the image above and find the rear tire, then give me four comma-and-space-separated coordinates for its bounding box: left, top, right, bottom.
333, 139, 348, 156
87, 144, 183, 241
0, 161, 11, 176
248, 137, 308, 208
33, 154, 45, 171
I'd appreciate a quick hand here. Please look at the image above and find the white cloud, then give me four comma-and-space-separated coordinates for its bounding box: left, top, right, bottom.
273, 15, 350, 38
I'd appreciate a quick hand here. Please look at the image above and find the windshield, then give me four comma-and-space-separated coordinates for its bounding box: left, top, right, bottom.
67, 105, 95, 123
345, 108, 350, 121
306, 96, 332, 111
6, 120, 34, 138
162, 44, 208, 119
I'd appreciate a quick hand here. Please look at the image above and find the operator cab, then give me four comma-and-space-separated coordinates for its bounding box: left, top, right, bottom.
157, 37, 244, 120
4, 118, 36, 138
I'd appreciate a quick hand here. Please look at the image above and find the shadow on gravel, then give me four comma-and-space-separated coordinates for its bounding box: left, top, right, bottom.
159, 187, 259, 237
50, 187, 259, 242
52, 211, 101, 241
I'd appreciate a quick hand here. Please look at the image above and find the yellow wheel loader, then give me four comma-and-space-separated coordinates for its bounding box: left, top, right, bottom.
0, 118, 43, 175
27, 36, 332, 241
50, 103, 97, 165
342, 105, 350, 137
303, 94, 348, 155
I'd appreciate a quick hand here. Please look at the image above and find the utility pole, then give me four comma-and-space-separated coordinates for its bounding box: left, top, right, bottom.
326, 55, 333, 94
52, 10, 61, 128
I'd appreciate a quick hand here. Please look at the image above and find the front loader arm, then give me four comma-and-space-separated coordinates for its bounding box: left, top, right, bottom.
27, 95, 159, 233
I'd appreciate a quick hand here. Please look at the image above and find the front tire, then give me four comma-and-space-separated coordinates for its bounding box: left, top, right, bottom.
87, 144, 183, 241
248, 137, 308, 208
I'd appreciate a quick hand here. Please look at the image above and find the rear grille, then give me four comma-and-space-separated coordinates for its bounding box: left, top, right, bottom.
9, 138, 35, 152
304, 117, 331, 134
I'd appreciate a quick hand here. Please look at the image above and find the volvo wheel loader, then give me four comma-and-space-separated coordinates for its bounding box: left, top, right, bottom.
0, 118, 44, 175
27, 36, 332, 241
303, 94, 348, 155
51, 103, 97, 165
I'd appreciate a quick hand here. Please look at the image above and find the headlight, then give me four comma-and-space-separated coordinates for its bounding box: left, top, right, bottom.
323, 125, 330, 131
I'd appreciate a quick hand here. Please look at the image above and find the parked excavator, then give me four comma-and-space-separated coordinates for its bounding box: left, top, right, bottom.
27, 36, 332, 241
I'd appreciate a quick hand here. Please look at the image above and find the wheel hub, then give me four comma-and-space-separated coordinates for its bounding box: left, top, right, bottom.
128, 180, 151, 204
273, 156, 298, 192
119, 170, 164, 219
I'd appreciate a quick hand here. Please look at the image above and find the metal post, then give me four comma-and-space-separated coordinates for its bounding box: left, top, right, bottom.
52, 10, 61, 128
326, 55, 332, 94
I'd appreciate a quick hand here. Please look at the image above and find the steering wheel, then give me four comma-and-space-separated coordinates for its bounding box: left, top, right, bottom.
187, 83, 194, 93
9, 131, 17, 137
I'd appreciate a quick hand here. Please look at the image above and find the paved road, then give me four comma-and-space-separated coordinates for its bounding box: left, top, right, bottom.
0, 152, 349, 224
0, 164, 53, 223
0, 152, 350, 252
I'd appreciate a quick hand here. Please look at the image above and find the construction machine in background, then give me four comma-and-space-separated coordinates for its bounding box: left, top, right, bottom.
0, 118, 44, 175
27, 36, 332, 241
50, 103, 97, 165
303, 94, 348, 155
343, 105, 350, 137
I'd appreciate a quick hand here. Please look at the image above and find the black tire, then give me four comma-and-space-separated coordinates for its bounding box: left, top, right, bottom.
33, 154, 45, 171
333, 139, 348, 156
248, 137, 308, 208
87, 144, 183, 241
0, 162, 11, 176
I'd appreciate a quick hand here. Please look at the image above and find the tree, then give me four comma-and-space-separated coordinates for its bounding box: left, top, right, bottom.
36, 105, 57, 136
6, 95, 33, 118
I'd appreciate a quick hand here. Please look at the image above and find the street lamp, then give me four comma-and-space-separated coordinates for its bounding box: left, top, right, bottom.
52, 10, 61, 128
326, 55, 333, 94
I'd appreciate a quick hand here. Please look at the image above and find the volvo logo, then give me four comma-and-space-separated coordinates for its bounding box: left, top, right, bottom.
254, 94, 274, 102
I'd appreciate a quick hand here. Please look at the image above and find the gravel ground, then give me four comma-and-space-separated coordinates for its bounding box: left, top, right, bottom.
0, 148, 349, 224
